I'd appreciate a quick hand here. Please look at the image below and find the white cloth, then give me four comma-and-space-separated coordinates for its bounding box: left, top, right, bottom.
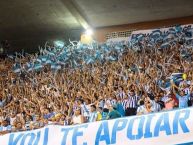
137, 105, 154, 115
72, 115, 82, 124
89, 111, 97, 122
81, 104, 91, 117
10, 117, 16, 126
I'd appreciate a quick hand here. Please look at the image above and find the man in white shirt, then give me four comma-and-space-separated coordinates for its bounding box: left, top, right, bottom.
89, 105, 97, 122
137, 98, 154, 115
81, 98, 91, 122
150, 96, 161, 112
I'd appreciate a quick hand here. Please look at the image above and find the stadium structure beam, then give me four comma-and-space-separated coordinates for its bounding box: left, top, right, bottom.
61, 0, 91, 29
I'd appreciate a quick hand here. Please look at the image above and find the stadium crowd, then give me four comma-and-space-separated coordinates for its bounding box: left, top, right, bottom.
0, 25, 193, 136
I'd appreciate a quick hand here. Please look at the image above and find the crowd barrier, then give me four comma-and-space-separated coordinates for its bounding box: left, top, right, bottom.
0, 107, 193, 145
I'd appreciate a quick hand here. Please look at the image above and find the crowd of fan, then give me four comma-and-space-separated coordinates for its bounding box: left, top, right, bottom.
0, 30, 193, 136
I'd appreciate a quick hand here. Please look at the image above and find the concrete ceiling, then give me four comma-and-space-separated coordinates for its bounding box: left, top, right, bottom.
75, 0, 193, 27
0, 0, 82, 40
0, 0, 193, 52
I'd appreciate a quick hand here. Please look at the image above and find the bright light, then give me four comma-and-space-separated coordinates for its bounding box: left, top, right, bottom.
0, 48, 3, 54
85, 29, 93, 36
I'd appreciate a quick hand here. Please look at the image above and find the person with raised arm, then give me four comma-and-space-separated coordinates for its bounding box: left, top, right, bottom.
171, 80, 190, 108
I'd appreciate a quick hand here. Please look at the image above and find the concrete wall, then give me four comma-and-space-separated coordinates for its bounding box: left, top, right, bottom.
93, 15, 193, 42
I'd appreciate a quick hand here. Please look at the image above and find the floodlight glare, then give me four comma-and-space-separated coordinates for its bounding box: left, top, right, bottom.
85, 29, 93, 36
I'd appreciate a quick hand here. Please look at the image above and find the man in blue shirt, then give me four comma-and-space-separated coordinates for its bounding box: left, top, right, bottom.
175, 90, 190, 108
116, 98, 125, 116
107, 104, 121, 120
172, 81, 190, 108
43, 108, 55, 120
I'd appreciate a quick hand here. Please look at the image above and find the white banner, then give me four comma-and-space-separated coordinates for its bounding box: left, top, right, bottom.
131, 24, 193, 35
0, 107, 193, 145
107, 37, 130, 43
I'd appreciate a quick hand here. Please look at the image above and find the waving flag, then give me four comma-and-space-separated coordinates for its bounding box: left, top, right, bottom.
12, 24, 193, 74
150, 30, 162, 39
13, 63, 21, 73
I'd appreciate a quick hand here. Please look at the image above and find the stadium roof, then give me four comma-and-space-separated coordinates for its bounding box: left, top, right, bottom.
0, 0, 193, 50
